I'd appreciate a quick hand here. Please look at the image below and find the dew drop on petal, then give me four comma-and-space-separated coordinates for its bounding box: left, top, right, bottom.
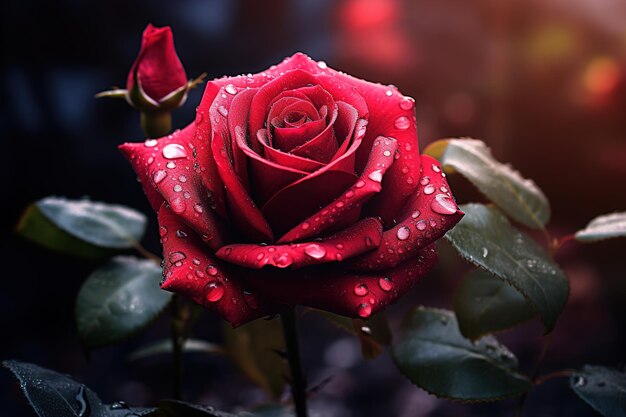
399, 96, 415, 110
275, 253, 293, 268
225, 84, 237, 95
153, 170, 167, 184
173, 184, 182, 192
396, 226, 411, 241
424, 185, 436, 195
176, 230, 187, 238
353, 283, 369, 296
430, 193, 457, 215
383, 150, 391, 157
368, 170, 383, 182
432, 164, 441, 173
302, 222, 310, 230
416, 220, 427, 231
378, 277, 393, 292
411, 210, 421, 219
206, 265, 218, 276
419, 176, 430, 186
144, 139, 158, 147
193, 204, 203, 213
304, 244, 326, 259
256, 252, 265, 261
218, 106, 229, 117
317, 61, 328, 69
169, 251, 186, 264
355, 180, 366, 188
394, 116, 410, 130
357, 303, 372, 318
162, 144, 187, 159
166, 161, 176, 169
170, 198, 186, 214
385, 90, 393, 97
205, 281, 224, 302
192, 258, 201, 266
159, 226, 168, 237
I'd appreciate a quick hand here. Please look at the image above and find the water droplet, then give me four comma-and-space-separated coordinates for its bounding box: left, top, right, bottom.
336, 244, 344, 250
193, 204, 204, 213
399, 96, 415, 110
355, 180, 366, 188
159, 226, 168, 237
357, 303, 372, 318
416, 220, 427, 231
424, 185, 435, 195
144, 139, 158, 147
192, 258, 201, 265
368, 169, 383, 182
206, 265, 218, 276
432, 164, 441, 173
166, 161, 176, 169
573, 376, 587, 387
173, 184, 182, 192
354, 283, 369, 296
169, 251, 186, 264
411, 210, 421, 219
179, 175, 187, 182
345, 190, 354, 198
361, 326, 372, 335
396, 226, 411, 241
110, 401, 129, 410
302, 222, 310, 230
440, 186, 448, 193
304, 244, 326, 259
394, 116, 410, 130
205, 281, 225, 302
440, 315, 449, 325
365, 236, 373, 246
153, 170, 167, 184
379, 277, 393, 292
218, 106, 229, 117
383, 150, 391, 157
420, 176, 430, 185
194, 112, 204, 124
225, 84, 237, 95
162, 144, 187, 159
355, 120, 368, 139
256, 252, 265, 261
482, 247, 489, 258
317, 60, 328, 69
385, 90, 393, 97
176, 230, 187, 238
170, 198, 186, 214
275, 253, 293, 268
147, 156, 154, 165
430, 194, 457, 215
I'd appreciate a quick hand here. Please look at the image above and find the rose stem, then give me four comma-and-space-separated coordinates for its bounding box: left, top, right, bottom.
170, 294, 185, 400
280, 309, 308, 417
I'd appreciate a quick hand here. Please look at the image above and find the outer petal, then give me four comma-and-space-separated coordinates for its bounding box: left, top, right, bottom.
119, 124, 226, 249
216, 217, 382, 269
158, 205, 277, 326
348, 156, 464, 271
278, 135, 397, 243
243, 244, 438, 318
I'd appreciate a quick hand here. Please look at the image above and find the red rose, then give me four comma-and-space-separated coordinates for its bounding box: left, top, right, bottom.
120, 53, 463, 326
126, 24, 188, 107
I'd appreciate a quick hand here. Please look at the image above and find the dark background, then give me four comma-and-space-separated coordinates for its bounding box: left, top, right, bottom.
2, 0, 625, 416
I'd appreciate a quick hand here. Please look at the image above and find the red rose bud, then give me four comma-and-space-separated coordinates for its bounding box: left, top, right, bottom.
127, 24, 187, 107
119, 53, 464, 326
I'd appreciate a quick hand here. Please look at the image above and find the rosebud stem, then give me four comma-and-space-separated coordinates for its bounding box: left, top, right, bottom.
280, 309, 308, 417
140, 111, 172, 138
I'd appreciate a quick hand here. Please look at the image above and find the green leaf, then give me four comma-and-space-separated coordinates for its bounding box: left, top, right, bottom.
391, 307, 532, 402
76, 256, 172, 349
314, 309, 392, 359
2, 360, 153, 417
575, 212, 626, 242
18, 197, 147, 254
570, 365, 626, 417
128, 338, 223, 362
222, 317, 287, 400
454, 269, 536, 340
445, 203, 569, 332
435, 138, 550, 229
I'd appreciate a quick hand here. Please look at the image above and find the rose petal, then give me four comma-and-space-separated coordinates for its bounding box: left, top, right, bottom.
289, 103, 339, 163
329, 101, 359, 162
243, 244, 438, 318
119, 124, 226, 249
257, 129, 326, 173
158, 205, 276, 326
278, 135, 398, 243
348, 156, 464, 271
215, 217, 382, 269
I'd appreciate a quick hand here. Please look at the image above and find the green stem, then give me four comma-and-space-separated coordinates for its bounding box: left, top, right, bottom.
280, 310, 308, 417
141, 111, 172, 138
170, 294, 185, 400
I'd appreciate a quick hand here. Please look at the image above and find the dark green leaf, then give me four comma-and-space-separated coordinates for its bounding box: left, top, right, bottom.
445, 204, 569, 332
570, 365, 626, 417
76, 256, 172, 349
454, 269, 536, 340
435, 138, 550, 229
391, 307, 532, 401
2, 360, 153, 417
16, 204, 117, 260
128, 338, 223, 362
314, 309, 391, 359
222, 317, 287, 400
575, 212, 626, 242
19, 197, 147, 252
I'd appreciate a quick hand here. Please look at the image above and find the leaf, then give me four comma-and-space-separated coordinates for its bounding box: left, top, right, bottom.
16, 204, 117, 260
76, 256, 172, 349
222, 317, 287, 400
434, 138, 550, 229
445, 203, 569, 332
454, 269, 536, 340
2, 360, 153, 417
575, 212, 626, 242
314, 309, 392, 359
128, 338, 223, 362
391, 307, 532, 402
570, 365, 626, 417
17, 197, 147, 255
